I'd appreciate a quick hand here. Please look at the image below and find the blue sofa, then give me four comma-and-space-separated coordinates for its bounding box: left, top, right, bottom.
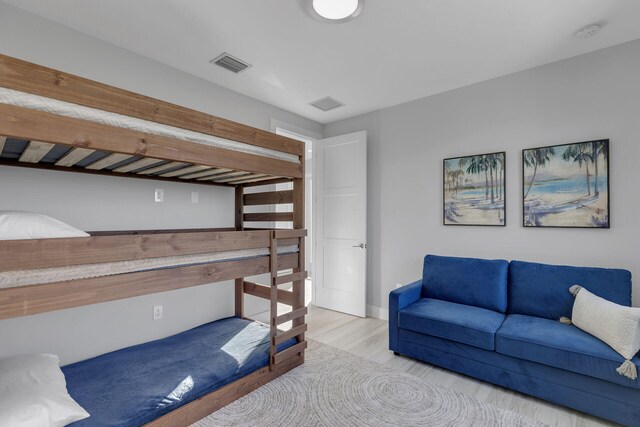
389, 255, 638, 426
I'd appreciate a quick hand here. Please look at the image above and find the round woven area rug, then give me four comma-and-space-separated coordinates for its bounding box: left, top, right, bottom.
192, 340, 545, 427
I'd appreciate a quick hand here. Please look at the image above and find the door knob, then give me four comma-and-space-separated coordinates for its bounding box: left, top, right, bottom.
352, 243, 367, 249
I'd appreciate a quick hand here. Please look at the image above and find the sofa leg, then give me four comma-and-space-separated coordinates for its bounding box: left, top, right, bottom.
393, 351, 400, 356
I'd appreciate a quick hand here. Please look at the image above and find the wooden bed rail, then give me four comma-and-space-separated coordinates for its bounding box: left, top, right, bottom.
0, 55, 305, 182
0, 104, 303, 179
145, 350, 303, 427
0, 230, 298, 272
0, 55, 303, 158
0, 253, 300, 321
0, 229, 305, 320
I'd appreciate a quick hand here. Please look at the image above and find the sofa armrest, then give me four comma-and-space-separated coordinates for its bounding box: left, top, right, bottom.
389, 280, 422, 352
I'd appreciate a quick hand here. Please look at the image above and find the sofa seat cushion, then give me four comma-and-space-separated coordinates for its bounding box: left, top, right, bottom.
496, 314, 640, 389
398, 298, 505, 350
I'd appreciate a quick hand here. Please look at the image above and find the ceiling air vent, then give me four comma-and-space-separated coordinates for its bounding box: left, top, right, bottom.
210, 52, 251, 74
309, 96, 345, 112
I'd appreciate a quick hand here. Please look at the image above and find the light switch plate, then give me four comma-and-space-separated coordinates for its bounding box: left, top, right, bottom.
153, 305, 163, 320
154, 189, 164, 203
191, 192, 199, 204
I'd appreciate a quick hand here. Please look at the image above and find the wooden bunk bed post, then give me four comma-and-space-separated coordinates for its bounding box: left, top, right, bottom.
234, 185, 245, 318
292, 177, 306, 352
234, 186, 244, 231
269, 231, 279, 370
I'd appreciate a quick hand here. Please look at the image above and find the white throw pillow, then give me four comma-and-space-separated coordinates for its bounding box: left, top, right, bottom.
0, 353, 89, 427
570, 285, 640, 380
0, 211, 89, 240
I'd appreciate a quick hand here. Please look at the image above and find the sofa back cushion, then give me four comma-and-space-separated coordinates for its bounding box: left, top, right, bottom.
422, 255, 509, 313
508, 260, 632, 320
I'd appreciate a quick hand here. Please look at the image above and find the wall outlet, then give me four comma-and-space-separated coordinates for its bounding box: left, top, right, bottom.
396, 283, 404, 289
154, 188, 164, 203
191, 191, 199, 204
153, 305, 163, 320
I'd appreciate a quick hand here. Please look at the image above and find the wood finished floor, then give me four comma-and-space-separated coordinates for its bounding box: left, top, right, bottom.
305, 305, 617, 427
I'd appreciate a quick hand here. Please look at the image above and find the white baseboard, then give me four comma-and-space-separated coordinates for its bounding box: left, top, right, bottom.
254, 306, 389, 321
366, 305, 388, 321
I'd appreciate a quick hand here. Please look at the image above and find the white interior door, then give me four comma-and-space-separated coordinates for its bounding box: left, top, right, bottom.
315, 131, 367, 317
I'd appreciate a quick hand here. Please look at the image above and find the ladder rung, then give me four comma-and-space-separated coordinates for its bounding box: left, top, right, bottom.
274, 324, 308, 346
243, 190, 293, 206
274, 307, 307, 326
273, 341, 307, 365
277, 238, 299, 247
244, 212, 293, 222
275, 271, 307, 286
273, 229, 307, 239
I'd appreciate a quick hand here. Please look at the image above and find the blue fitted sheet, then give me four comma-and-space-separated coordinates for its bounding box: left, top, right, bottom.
62, 317, 296, 426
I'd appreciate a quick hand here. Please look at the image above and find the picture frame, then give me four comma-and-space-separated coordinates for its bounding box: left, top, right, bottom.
522, 139, 609, 228
443, 151, 506, 226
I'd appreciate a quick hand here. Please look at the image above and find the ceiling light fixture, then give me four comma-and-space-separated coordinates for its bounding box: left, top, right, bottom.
309, 0, 364, 23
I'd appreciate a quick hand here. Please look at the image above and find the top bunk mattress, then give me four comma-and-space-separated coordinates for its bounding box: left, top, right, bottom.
62, 316, 297, 427
0, 245, 298, 288
0, 87, 299, 164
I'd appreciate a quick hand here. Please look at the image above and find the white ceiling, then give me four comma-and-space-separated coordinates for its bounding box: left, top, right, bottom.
4, 0, 640, 124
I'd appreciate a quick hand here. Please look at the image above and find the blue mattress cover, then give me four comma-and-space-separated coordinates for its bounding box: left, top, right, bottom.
62, 317, 296, 426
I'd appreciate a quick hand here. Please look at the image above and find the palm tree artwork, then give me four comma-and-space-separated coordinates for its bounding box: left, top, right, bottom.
562, 143, 593, 196
443, 152, 505, 226
523, 147, 555, 199
523, 140, 609, 228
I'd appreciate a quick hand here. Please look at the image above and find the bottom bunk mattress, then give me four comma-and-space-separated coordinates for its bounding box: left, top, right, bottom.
62, 317, 297, 426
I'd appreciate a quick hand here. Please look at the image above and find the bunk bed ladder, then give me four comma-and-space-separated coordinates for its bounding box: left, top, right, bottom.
269, 229, 308, 370
234, 176, 308, 370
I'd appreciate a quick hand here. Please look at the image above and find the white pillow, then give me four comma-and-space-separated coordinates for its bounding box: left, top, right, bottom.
0, 353, 90, 427
570, 285, 640, 380
0, 211, 89, 241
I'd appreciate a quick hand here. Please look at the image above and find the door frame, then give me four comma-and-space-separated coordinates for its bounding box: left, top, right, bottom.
270, 119, 320, 306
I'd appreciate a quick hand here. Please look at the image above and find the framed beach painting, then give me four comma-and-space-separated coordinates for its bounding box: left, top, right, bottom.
522, 139, 609, 228
443, 152, 506, 226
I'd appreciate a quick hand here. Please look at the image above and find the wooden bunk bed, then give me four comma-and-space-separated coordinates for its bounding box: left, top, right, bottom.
0, 54, 307, 426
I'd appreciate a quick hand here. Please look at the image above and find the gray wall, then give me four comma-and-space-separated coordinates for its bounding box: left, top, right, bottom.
325, 40, 640, 316
0, 4, 321, 365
